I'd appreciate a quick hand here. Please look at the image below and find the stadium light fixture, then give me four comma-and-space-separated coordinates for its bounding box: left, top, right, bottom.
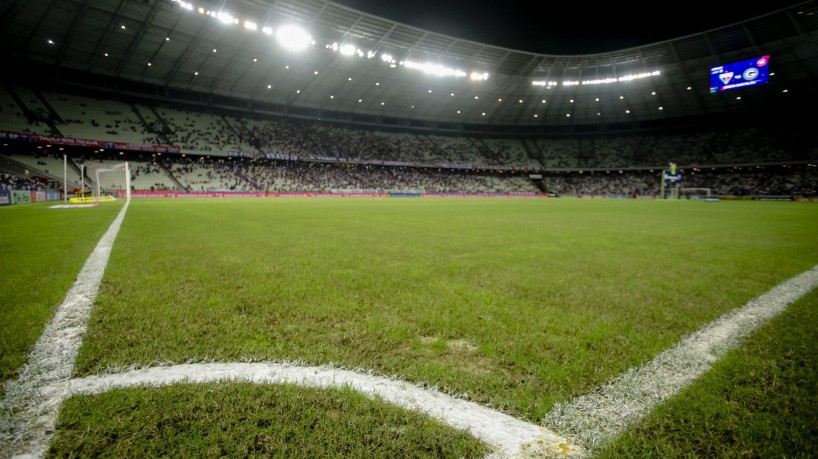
339, 43, 356, 56
276, 24, 311, 52
216, 12, 235, 25
244, 20, 257, 31
262, 26, 273, 35
404, 60, 466, 78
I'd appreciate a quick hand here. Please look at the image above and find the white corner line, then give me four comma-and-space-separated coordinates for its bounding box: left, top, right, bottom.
67, 363, 584, 458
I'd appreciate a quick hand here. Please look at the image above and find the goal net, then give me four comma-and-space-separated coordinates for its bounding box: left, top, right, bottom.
89, 161, 131, 201
680, 187, 712, 200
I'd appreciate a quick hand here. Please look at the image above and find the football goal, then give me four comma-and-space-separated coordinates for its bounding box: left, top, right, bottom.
89, 161, 131, 202
680, 187, 712, 199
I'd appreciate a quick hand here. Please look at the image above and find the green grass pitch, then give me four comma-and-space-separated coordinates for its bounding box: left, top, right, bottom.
2, 197, 817, 456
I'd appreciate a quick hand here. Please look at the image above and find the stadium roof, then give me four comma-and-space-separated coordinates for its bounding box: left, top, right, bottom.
2, 0, 817, 132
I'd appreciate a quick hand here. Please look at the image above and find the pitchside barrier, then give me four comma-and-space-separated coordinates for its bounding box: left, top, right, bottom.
0, 189, 63, 206
128, 191, 550, 198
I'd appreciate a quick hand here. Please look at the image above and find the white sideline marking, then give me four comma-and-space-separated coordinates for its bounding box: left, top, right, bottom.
67, 363, 583, 458
542, 264, 818, 453
0, 201, 129, 459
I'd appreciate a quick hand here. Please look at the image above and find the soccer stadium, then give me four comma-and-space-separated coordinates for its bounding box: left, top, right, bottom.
1, 0, 817, 457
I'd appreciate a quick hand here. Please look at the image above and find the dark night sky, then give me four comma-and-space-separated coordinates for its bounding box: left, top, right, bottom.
330, 0, 807, 54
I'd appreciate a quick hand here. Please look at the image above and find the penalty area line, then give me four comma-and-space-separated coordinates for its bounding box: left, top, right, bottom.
542, 263, 818, 454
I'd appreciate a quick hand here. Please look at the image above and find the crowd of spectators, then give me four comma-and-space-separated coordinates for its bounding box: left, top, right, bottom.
1, 87, 816, 197
531, 127, 810, 169
0, 171, 47, 191
170, 157, 538, 194
543, 165, 818, 197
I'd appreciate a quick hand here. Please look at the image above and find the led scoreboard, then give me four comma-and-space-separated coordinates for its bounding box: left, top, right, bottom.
709, 55, 770, 93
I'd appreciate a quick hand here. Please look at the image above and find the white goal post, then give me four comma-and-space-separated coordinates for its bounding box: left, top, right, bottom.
91, 161, 131, 201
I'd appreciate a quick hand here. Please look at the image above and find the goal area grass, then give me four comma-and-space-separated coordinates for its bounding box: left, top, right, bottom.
2, 197, 817, 456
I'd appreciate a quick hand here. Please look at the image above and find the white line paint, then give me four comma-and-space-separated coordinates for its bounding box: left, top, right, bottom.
0, 201, 129, 459
67, 363, 584, 458
542, 264, 818, 454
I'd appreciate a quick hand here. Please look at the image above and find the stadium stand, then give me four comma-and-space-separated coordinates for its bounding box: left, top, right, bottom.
1, 84, 816, 198
42, 92, 152, 145
0, 86, 53, 135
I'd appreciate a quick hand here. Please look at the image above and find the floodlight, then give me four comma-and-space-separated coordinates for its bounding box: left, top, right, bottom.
276, 24, 311, 52
470, 72, 489, 81
404, 60, 466, 78
244, 21, 257, 31
217, 12, 234, 25
339, 44, 356, 56
262, 26, 273, 35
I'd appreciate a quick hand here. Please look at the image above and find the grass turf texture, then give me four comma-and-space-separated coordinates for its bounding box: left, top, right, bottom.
72, 198, 818, 425
48, 382, 491, 458
593, 290, 818, 458
0, 201, 123, 390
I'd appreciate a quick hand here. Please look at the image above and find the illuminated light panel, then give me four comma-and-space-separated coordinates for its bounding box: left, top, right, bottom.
532, 71, 660, 88
216, 11, 235, 24
276, 24, 311, 52
403, 60, 467, 78
244, 20, 257, 31
339, 43, 356, 56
